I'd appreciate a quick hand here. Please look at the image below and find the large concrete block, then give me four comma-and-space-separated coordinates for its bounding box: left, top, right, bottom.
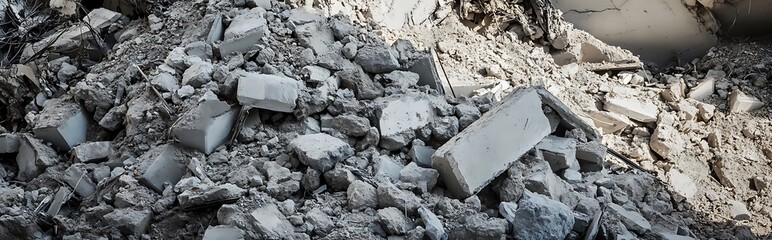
33, 98, 88, 150
604, 97, 659, 123
432, 87, 552, 198
172, 99, 238, 154
72, 141, 112, 163
375, 93, 435, 150
728, 90, 764, 113
237, 73, 299, 113
138, 144, 187, 193
220, 8, 269, 56
250, 204, 295, 238
289, 133, 354, 172
16, 134, 59, 181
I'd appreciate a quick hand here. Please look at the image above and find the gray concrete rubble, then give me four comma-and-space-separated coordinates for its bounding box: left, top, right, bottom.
289, 133, 354, 172
178, 184, 246, 210
72, 141, 112, 163
202, 225, 245, 240
64, 164, 96, 198
536, 136, 580, 172
220, 8, 269, 56
399, 162, 440, 193
46, 187, 72, 216
347, 180, 377, 210
237, 73, 300, 113
32, 98, 88, 150
182, 62, 214, 87
16, 134, 59, 181
608, 203, 652, 234
0, 133, 21, 153
354, 44, 401, 73
510, 191, 574, 240
409, 144, 435, 168
250, 204, 295, 238
375, 93, 435, 150
374, 155, 404, 181
604, 97, 659, 123
378, 207, 413, 235
728, 89, 764, 113
171, 99, 238, 154
377, 181, 421, 213
432, 87, 551, 198
418, 207, 447, 240
138, 145, 188, 193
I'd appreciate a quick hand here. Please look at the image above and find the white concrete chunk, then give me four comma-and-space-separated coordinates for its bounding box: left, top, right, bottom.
536, 136, 580, 172
250, 204, 294, 237
72, 141, 112, 163
172, 99, 238, 154
728, 90, 764, 113
432, 87, 552, 198
237, 73, 299, 112
604, 97, 659, 123
376, 93, 435, 150
587, 111, 633, 134
33, 98, 88, 150
289, 133, 354, 172
688, 77, 715, 101
607, 203, 651, 234
668, 169, 697, 201
729, 200, 751, 221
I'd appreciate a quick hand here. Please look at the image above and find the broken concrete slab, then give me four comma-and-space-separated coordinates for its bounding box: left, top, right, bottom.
220, 8, 269, 56
331, 114, 371, 137
399, 162, 440, 193
250, 204, 295, 238
688, 76, 716, 101
72, 141, 112, 163
237, 73, 300, 113
138, 145, 187, 193
728, 90, 764, 113
354, 44, 400, 73
103, 208, 152, 236
172, 99, 238, 154
347, 180, 377, 210
377, 181, 421, 213
576, 140, 606, 171
178, 184, 246, 210
536, 88, 602, 141
510, 191, 574, 240
202, 225, 245, 240
16, 134, 59, 181
408, 49, 451, 96
64, 164, 96, 198
536, 136, 580, 172
46, 187, 72, 216
604, 97, 659, 123
433, 87, 551, 198
418, 207, 447, 240
375, 93, 435, 150
337, 67, 384, 100
0, 133, 20, 154
289, 133, 354, 172
587, 111, 633, 134
608, 203, 651, 234
33, 98, 88, 150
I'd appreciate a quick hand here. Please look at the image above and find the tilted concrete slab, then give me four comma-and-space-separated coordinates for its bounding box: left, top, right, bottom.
220, 8, 269, 56
33, 98, 88, 150
432, 87, 552, 198
16, 134, 59, 181
72, 141, 113, 163
408, 49, 452, 96
237, 73, 300, 113
138, 144, 187, 193
172, 99, 239, 154
555, 0, 718, 66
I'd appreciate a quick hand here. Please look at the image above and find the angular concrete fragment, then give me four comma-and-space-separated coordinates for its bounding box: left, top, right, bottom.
668, 169, 697, 201
650, 125, 685, 160
138, 145, 187, 193
399, 162, 439, 193
374, 155, 404, 181
237, 73, 300, 113
250, 204, 295, 237
729, 200, 751, 220
0, 133, 20, 154
536, 136, 580, 172
604, 97, 659, 123
220, 8, 269, 56
536, 88, 602, 141
607, 203, 651, 234
289, 133, 354, 172
33, 98, 88, 150
178, 184, 246, 210
433, 88, 551, 197
172, 99, 238, 154
46, 187, 72, 216
64, 164, 96, 198
688, 78, 715, 101
753, 176, 772, 192
182, 62, 214, 87
16, 134, 59, 181
377, 181, 421, 213
331, 114, 371, 137
294, 22, 334, 55
354, 44, 400, 73
409, 145, 435, 168
576, 140, 606, 170
511, 191, 574, 240
418, 207, 447, 240
103, 208, 152, 236
72, 141, 112, 163
587, 111, 633, 134
728, 90, 764, 113
378, 207, 412, 235
202, 225, 245, 240
375, 93, 435, 150
408, 50, 452, 95
347, 180, 377, 210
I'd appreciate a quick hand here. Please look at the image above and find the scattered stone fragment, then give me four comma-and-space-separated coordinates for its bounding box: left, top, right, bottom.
138, 145, 187, 193
178, 184, 246, 210
250, 204, 295, 238
729, 200, 751, 221
587, 111, 633, 134
668, 169, 697, 201
185, 41, 213, 60
347, 180, 378, 210
182, 62, 214, 87
455, 103, 481, 129
378, 207, 412, 235
676, 101, 699, 121
374, 155, 404, 181
331, 114, 371, 137
604, 97, 659, 123
409, 144, 435, 167
433, 87, 551, 198
72, 141, 112, 163
576, 140, 606, 171
103, 208, 152, 236
202, 225, 245, 240
32, 98, 88, 150
16, 134, 59, 181
382, 70, 419, 88
263, 162, 302, 200
302, 65, 331, 83
0, 133, 20, 154
728, 90, 764, 113
337, 67, 384, 100
696, 101, 716, 121
688, 74, 717, 101
294, 22, 335, 55
64, 164, 96, 198
354, 44, 400, 73
399, 162, 440, 193
650, 125, 685, 160
305, 208, 335, 235
536, 135, 580, 172
377, 181, 421, 213
237, 73, 300, 113
418, 207, 447, 240
607, 203, 651, 234
375, 93, 435, 150
171, 99, 238, 154
152, 73, 180, 92
289, 133, 354, 172
753, 176, 772, 191
220, 8, 269, 56
323, 166, 357, 191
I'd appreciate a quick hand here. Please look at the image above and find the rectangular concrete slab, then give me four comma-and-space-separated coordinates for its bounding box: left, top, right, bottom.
237, 73, 300, 112
432, 87, 552, 198
139, 145, 186, 193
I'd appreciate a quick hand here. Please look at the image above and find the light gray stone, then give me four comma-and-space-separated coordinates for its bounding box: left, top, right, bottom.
185, 41, 213, 60
73, 141, 112, 163
510, 191, 574, 240
64, 163, 96, 198
202, 225, 245, 240
0, 133, 20, 154
354, 44, 400, 73
152, 72, 180, 92
138, 144, 186, 193
182, 62, 214, 87
418, 207, 447, 240
331, 114, 371, 137
33, 98, 88, 150
289, 133, 354, 172
305, 208, 334, 235
347, 180, 377, 210
16, 134, 59, 181
399, 162, 439, 193
103, 208, 152, 236
377, 181, 421, 213
250, 204, 294, 238
171, 99, 238, 154
323, 165, 357, 191
382, 70, 419, 88
536, 135, 580, 172
294, 22, 334, 55
178, 184, 246, 210
409, 144, 435, 168
375, 155, 404, 181
378, 207, 412, 235
375, 93, 435, 150
220, 8, 269, 56
729, 200, 751, 221
608, 203, 651, 234
237, 73, 300, 113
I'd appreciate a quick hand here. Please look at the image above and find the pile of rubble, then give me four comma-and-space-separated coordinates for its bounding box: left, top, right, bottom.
1, 0, 771, 239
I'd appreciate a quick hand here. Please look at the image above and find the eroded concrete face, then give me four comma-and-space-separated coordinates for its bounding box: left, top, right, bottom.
555, 0, 718, 66
432, 88, 552, 198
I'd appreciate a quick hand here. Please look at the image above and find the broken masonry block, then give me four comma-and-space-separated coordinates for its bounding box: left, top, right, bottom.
604, 97, 659, 123
354, 44, 400, 73
729, 200, 751, 221
203, 225, 245, 240
182, 62, 214, 87
607, 203, 651, 234
536, 88, 601, 141
347, 180, 378, 210
536, 135, 580, 172
220, 8, 269, 57
650, 125, 685, 160
294, 21, 335, 55
250, 204, 295, 238
418, 207, 447, 240
64, 163, 96, 198
172, 99, 239, 154
586, 111, 633, 134
511, 191, 574, 239
668, 169, 697, 201
576, 140, 606, 172
377, 207, 412, 235
206, 13, 224, 44
0, 133, 21, 154
688, 70, 723, 101
729, 89, 764, 113
399, 162, 440, 193
33, 98, 88, 150
375, 93, 435, 150
337, 66, 384, 100
289, 133, 354, 172
103, 208, 152, 236
374, 155, 404, 181
16, 134, 59, 182
138, 144, 188, 193
72, 141, 112, 163
237, 73, 300, 113
46, 187, 72, 216
178, 183, 246, 210
409, 144, 435, 168
432, 87, 552, 198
